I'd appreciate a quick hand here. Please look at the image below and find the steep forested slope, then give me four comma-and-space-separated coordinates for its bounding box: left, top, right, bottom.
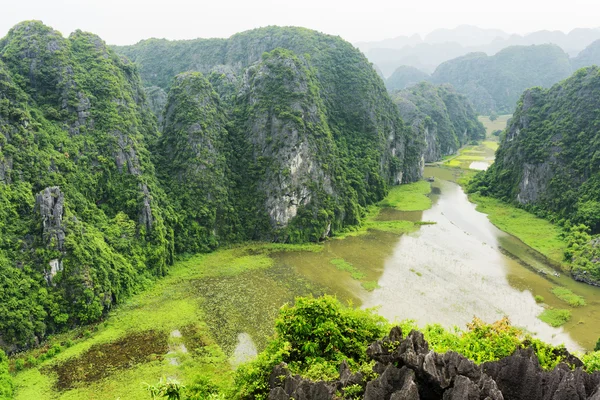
0, 21, 173, 350
0, 22, 423, 350
470, 66, 600, 284
431, 44, 573, 114
391, 82, 485, 162
116, 26, 423, 239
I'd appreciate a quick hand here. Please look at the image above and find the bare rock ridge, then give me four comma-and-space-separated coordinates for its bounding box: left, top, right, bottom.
267, 327, 600, 400
35, 186, 66, 251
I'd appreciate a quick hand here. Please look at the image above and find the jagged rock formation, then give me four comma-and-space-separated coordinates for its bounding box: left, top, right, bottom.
391, 82, 485, 162
35, 187, 66, 251
267, 327, 600, 400
231, 50, 339, 240
430, 45, 573, 114
386, 66, 431, 91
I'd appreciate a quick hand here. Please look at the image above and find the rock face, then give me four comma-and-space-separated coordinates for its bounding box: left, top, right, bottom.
0, 21, 173, 349
115, 25, 421, 187
158, 72, 233, 252
474, 66, 600, 227
233, 49, 338, 240
35, 187, 65, 251
144, 86, 168, 127
392, 82, 485, 163
267, 327, 600, 400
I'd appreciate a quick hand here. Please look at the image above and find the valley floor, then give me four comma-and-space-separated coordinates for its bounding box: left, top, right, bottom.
9, 185, 433, 399
8, 154, 598, 399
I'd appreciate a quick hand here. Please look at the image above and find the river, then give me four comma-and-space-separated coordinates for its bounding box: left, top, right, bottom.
223, 166, 598, 355
202, 167, 600, 362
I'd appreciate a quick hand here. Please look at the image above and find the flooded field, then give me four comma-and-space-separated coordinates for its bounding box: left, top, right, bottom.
269, 167, 600, 351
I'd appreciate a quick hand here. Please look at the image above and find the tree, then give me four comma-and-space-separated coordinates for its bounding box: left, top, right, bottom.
489, 112, 498, 121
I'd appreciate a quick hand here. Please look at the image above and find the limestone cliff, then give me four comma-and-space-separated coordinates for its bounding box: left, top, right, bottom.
0, 21, 172, 349
391, 82, 485, 162
158, 72, 234, 252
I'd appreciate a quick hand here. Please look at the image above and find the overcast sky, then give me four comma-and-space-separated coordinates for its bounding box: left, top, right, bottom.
2, 0, 599, 45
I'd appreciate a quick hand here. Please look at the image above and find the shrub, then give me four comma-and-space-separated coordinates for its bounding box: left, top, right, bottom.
425, 317, 522, 364
581, 351, 600, 373
275, 296, 386, 363
14, 358, 25, 371
234, 295, 387, 399
534, 295, 545, 303
538, 309, 571, 327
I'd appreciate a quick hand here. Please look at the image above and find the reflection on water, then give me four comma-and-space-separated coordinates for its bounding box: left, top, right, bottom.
469, 161, 489, 170
275, 167, 600, 351
361, 177, 581, 349
197, 166, 600, 353
231, 333, 258, 367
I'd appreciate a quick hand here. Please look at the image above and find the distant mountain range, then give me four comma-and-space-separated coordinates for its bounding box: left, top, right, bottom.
357, 25, 600, 76
383, 40, 600, 114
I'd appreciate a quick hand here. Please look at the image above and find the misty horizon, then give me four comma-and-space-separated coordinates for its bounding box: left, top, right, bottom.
2, 0, 600, 46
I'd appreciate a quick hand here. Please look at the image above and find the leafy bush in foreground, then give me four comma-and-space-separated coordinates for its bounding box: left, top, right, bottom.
145, 296, 598, 399
234, 295, 387, 399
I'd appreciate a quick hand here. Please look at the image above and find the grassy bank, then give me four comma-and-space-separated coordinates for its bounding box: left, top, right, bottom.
379, 181, 432, 211
336, 180, 432, 238
10, 244, 322, 400
10, 181, 433, 399
468, 193, 566, 266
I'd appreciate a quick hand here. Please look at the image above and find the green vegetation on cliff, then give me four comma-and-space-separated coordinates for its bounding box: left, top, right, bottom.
116, 26, 424, 244
391, 82, 485, 162
0, 21, 425, 351
469, 66, 600, 283
0, 21, 173, 349
157, 72, 235, 252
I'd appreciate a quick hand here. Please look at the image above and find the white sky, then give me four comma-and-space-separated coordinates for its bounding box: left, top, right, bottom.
1, 0, 599, 45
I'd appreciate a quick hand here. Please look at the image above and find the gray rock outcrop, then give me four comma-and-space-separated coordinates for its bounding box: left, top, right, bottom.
267, 327, 600, 400
35, 186, 66, 251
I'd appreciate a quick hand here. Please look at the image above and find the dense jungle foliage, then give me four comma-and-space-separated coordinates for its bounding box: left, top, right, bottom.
0, 21, 173, 350
0, 21, 422, 351
391, 82, 485, 162
469, 66, 600, 284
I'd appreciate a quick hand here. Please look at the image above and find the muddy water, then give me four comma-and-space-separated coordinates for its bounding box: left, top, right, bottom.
201, 167, 600, 360
271, 167, 600, 351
